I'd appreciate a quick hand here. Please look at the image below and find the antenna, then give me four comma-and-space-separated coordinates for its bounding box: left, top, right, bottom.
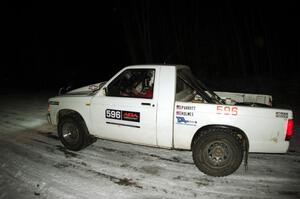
163, 48, 176, 64
163, 43, 182, 64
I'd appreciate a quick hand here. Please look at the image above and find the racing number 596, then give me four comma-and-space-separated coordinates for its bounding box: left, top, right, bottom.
106, 109, 121, 119
217, 106, 238, 116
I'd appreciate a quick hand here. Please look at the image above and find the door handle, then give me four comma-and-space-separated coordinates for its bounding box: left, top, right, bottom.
141, 102, 151, 106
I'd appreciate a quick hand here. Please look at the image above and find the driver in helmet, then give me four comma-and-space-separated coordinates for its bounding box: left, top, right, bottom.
131, 70, 154, 98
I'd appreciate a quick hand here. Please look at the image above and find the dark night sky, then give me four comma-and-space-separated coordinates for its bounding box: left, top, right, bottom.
1, 1, 299, 93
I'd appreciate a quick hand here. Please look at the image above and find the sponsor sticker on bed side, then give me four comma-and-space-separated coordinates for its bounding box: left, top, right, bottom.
176, 116, 197, 126
176, 105, 196, 111
176, 111, 194, 117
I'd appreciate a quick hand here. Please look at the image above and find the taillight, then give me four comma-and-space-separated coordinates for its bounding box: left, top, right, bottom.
285, 119, 294, 140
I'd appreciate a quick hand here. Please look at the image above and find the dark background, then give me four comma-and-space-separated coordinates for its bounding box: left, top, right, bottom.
1, 1, 299, 99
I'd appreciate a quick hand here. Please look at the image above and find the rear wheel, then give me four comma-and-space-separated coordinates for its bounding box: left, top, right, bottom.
192, 128, 243, 176
58, 114, 91, 151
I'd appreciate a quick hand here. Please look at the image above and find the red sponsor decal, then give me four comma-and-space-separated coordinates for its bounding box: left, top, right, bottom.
123, 112, 139, 119
122, 111, 140, 122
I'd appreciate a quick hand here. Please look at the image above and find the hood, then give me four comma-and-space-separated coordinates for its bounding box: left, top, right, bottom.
63, 82, 106, 96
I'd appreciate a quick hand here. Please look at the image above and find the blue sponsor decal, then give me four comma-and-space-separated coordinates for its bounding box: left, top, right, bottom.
176, 116, 197, 126
176, 116, 188, 124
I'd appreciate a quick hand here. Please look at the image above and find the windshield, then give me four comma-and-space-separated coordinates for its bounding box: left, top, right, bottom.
177, 68, 224, 104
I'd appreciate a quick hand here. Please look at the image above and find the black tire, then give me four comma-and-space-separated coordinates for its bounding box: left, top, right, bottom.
58, 114, 90, 151
192, 128, 243, 177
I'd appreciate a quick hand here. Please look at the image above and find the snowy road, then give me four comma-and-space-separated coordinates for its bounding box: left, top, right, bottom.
0, 92, 300, 199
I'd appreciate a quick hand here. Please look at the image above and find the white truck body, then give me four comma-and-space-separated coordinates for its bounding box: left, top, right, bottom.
48, 64, 295, 176
48, 65, 292, 154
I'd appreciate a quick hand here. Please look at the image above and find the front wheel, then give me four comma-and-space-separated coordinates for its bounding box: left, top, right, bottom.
58, 114, 89, 151
192, 128, 243, 177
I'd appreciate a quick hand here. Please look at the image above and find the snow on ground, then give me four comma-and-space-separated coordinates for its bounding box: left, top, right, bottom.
0, 91, 300, 199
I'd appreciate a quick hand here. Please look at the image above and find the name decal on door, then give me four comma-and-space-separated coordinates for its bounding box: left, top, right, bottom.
105, 109, 140, 123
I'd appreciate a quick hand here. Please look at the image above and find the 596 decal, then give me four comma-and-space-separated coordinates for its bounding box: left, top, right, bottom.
106, 109, 140, 122
216, 106, 238, 116
106, 109, 122, 120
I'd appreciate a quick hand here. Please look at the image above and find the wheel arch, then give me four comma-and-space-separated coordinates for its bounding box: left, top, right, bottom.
191, 124, 249, 151
57, 109, 87, 129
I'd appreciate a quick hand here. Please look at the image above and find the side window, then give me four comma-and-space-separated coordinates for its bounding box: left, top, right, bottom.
176, 74, 193, 101
176, 76, 185, 93
107, 69, 155, 99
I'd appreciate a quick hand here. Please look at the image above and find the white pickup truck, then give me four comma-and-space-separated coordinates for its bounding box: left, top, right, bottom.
47, 64, 294, 176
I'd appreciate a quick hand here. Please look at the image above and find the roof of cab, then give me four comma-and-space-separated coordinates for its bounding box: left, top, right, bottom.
125, 64, 190, 70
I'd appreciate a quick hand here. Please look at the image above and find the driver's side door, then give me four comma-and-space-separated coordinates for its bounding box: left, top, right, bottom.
90, 68, 158, 146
